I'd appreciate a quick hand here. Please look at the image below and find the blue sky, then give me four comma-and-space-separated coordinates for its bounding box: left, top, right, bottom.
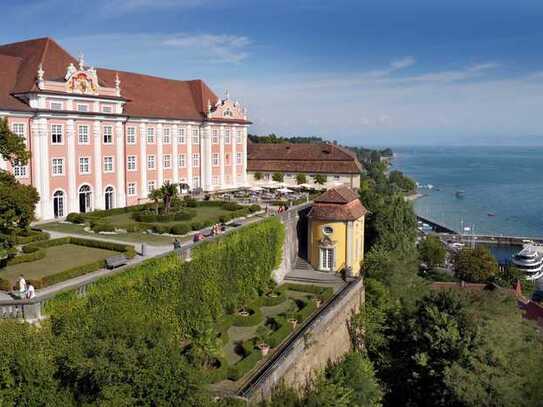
3, 0, 543, 145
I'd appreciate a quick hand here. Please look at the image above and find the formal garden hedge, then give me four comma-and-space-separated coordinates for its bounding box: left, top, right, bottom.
0, 237, 136, 289
19, 217, 286, 402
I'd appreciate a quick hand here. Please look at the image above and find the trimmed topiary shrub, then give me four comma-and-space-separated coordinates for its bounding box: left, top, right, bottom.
266, 316, 293, 348
170, 224, 191, 236
90, 221, 115, 233
14, 230, 50, 245
261, 289, 287, 307
230, 307, 263, 327
66, 213, 85, 224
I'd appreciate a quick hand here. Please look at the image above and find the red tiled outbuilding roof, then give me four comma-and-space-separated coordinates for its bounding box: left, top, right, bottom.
247, 143, 362, 174
309, 186, 367, 221
0, 37, 249, 123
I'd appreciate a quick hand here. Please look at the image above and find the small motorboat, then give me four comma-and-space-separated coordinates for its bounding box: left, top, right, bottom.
455, 190, 465, 198
487, 212, 496, 217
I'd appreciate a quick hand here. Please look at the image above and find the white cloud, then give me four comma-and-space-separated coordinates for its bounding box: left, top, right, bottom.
162, 34, 251, 63
100, 0, 209, 15
60, 32, 251, 66
390, 56, 416, 70
223, 60, 543, 144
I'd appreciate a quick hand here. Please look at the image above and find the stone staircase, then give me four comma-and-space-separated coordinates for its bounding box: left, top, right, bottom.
285, 257, 344, 285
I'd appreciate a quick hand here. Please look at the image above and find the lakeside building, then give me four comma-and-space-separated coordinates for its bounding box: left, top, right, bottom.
247, 143, 362, 189
307, 186, 366, 276
0, 37, 251, 220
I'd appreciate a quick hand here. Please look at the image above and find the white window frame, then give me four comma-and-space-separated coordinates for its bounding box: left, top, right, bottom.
103, 125, 113, 144
192, 128, 200, 144
127, 127, 136, 144
79, 157, 91, 174
212, 175, 219, 186
51, 124, 63, 145
163, 154, 171, 169
147, 154, 156, 170
146, 127, 155, 144
163, 128, 171, 144
177, 127, 186, 144
192, 176, 200, 188
127, 155, 137, 171
319, 248, 334, 271
148, 180, 156, 192
78, 125, 89, 144
127, 183, 137, 196
101, 105, 113, 113
77, 103, 89, 112
13, 160, 27, 178
192, 153, 200, 167
212, 153, 219, 167
236, 129, 242, 144
177, 154, 186, 168
11, 123, 26, 145
50, 100, 63, 110
103, 156, 114, 173
236, 152, 242, 165
212, 129, 219, 144
51, 158, 64, 176
224, 132, 231, 144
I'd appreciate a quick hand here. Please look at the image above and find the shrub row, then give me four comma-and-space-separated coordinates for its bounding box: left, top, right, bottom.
66, 213, 85, 224
90, 221, 116, 233
261, 289, 288, 307
6, 249, 46, 266
131, 209, 195, 223
13, 230, 50, 245
226, 345, 262, 381
23, 237, 135, 259
282, 283, 334, 301
294, 298, 318, 323
266, 316, 293, 348
29, 260, 106, 289
229, 306, 264, 327
148, 206, 262, 236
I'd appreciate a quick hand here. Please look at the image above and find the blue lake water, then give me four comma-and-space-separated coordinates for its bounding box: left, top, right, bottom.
391, 146, 543, 238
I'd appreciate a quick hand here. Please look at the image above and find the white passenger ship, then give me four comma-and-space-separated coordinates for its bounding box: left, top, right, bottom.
512, 242, 543, 280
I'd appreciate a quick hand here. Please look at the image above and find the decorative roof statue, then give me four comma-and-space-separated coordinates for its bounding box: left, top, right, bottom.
207, 99, 212, 114
65, 62, 76, 80
224, 89, 230, 101
115, 73, 121, 96
78, 53, 85, 70
37, 63, 44, 81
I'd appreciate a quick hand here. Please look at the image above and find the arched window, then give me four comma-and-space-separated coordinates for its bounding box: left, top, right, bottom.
105, 186, 114, 211
79, 185, 92, 213
53, 190, 65, 218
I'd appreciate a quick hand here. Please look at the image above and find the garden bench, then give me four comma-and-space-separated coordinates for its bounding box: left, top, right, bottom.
106, 254, 128, 269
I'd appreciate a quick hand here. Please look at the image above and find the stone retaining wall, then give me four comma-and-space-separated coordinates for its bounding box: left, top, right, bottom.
242, 277, 364, 402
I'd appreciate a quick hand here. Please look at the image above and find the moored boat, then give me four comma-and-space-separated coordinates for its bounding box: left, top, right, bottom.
512, 244, 543, 280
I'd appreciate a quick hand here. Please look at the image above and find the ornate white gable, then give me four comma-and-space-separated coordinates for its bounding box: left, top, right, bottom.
64, 55, 99, 95
207, 90, 247, 120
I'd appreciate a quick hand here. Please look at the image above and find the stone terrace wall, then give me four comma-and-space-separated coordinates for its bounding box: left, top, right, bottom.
272, 203, 311, 283
243, 278, 365, 403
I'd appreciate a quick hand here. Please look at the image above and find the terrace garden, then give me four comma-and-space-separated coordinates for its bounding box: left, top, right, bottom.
0, 218, 339, 404
40, 198, 262, 246
0, 236, 135, 290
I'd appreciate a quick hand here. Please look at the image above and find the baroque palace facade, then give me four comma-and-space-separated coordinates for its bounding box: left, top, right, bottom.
0, 38, 250, 220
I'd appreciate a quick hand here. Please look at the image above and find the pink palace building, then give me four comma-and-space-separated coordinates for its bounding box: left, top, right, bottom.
0, 37, 251, 220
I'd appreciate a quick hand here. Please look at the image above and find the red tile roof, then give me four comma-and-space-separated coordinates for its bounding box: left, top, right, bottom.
247, 143, 362, 174
0, 37, 249, 123
309, 186, 367, 221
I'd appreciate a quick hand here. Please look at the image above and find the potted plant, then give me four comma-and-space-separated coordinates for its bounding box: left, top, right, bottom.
255, 326, 270, 356
286, 311, 298, 329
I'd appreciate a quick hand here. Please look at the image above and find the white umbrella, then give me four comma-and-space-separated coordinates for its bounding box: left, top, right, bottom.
249, 186, 264, 192
277, 187, 293, 194
298, 183, 314, 189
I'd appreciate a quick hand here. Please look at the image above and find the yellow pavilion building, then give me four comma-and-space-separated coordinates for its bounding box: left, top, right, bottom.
307, 186, 367, 276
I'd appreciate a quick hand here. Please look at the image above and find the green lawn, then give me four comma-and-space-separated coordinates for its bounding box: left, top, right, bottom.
40, 206, 236, 246
0, 244, 118, 286
40, 222, 176, 246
